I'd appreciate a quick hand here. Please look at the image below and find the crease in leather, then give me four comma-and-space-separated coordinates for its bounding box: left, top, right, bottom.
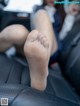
5, 61, 14, 83
9, 87, 27, 106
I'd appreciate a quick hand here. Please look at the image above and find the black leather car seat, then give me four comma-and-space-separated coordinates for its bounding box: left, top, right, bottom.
58, 15, 80, 93
0, 53, 80, 106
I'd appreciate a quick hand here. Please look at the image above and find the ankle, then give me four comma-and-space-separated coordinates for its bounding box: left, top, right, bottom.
31, 77, 47, 91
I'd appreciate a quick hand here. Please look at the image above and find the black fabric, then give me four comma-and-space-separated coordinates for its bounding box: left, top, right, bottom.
0, 54, 80, 106
0, 10, 31, 31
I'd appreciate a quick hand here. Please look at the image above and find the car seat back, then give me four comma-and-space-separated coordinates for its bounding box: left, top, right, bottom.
58, 15, 80, 93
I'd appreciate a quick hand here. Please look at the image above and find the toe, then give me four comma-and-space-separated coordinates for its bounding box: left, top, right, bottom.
44, 40, 49, 49
27, 30, 39, 42
26, 30, 49, 49
38, 33, 49, 49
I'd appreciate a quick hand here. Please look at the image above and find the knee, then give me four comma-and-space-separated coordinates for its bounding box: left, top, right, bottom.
3, 24, 29, 44
15, 25, 29, 45
34, 9, 49, 23
3, 24, 29, 45
2, 24, 29, 38
12, 24, 29, 39
34, 9, 48, 21
36, 9, 47, 16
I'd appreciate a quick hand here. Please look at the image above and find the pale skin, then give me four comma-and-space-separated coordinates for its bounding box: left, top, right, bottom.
0, 10, 58, 90
68, 4, 80, 15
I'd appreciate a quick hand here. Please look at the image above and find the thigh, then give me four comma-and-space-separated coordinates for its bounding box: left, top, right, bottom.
0, 24, 29, 53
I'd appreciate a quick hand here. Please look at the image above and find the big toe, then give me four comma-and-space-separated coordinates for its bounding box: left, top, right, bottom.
27, 30, 39, 42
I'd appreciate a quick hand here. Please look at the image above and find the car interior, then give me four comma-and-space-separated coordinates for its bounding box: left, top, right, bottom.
0, 0, 80, 106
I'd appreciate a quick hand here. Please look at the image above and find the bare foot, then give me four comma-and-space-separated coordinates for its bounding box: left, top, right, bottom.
24, 30, 49, 91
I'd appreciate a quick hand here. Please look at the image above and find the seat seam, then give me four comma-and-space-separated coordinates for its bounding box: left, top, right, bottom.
9, 87, 26, 106
5, 60, 14, 83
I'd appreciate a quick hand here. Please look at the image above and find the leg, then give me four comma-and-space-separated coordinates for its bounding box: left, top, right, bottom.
0, 24, 29, 53
24, 10, 58, 90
